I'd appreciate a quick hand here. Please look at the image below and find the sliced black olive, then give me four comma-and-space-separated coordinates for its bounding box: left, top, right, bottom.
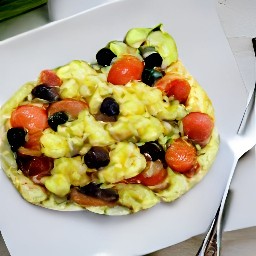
140, 47, 162, 68
7, 127, 27, 152
100, 97, 120, 116
141, 68, 163, 86
96, 48, 116, 66
139, 141, 165, 161
84, 146, 110, 169
144, 52, 163, 69
32, 84, 60, 102
48, 111, 68, 131
79, 182, 119, 202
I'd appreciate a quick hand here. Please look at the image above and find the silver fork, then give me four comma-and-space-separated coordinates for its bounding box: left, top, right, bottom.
196, 43, 256, 255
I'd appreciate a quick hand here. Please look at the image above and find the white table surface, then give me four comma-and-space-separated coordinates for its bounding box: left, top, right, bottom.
0, 0, 255, 255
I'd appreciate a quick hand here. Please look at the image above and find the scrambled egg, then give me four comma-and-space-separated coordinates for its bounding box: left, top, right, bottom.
38, 60, 187, 209
44, 156, 90, 197
98, 142, 146, 183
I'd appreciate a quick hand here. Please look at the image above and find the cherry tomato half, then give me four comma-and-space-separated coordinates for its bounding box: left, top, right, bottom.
107, 55, 144, 85
23, 130, 43, 152
155, 75, 191, 103
47, 98, 88, 119
182, 112, 214, 146
126, 160, 167, 186
165, 138, 198, 173
10, 105, 49, 132
39, 70, 62, 87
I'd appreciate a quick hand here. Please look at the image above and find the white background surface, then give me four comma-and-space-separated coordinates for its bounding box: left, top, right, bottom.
0, 0, 255, 255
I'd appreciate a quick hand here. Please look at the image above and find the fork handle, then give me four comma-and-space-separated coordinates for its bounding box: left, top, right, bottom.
196, 188, 234, 256
196, 206, 221, 256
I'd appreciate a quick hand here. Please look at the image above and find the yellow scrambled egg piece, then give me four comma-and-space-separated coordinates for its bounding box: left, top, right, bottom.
44, 156, 90, 197
98, 142, 146, 183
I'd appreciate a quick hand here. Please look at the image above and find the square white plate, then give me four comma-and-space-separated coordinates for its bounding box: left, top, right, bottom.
0, 0, 253, 255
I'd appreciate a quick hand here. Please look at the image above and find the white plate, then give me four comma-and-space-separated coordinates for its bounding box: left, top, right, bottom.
0, 0, 250, 255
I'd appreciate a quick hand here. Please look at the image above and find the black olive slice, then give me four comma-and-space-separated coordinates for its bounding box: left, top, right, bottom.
79, 182, 119, 202
139, 141, 165, 161
48, 111, 68, 131
140, 47, 163, 68
144, 53, 163, 69
7, 127, 27, 152
141, 68, 163, 86
32, 84, 60, 102
96, 48, 116, 66
100, 97, 120, 116
84, 146, 110, 169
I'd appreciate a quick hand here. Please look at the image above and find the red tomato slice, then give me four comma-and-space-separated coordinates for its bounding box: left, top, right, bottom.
107, 55, 144, 85
126, 160, 168, 186
47, 98, 88, 119
10, 105, 49, 132
182, 112, 214, 146
155, 75, 191, 103
39, 70, 62, 87
165, 79, 191, 103
155, 74, 178, 92
165, 138, 198, 173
